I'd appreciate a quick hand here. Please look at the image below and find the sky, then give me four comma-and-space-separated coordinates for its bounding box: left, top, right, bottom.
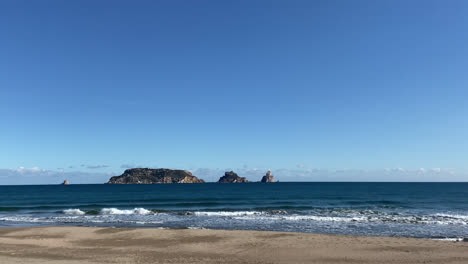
1, 0, 467, 184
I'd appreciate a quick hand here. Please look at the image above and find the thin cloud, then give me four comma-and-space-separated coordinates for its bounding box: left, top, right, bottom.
120, 164, 152, 169
0, 167, 111, 184
86, 165, 109, 169
190, 167, 467, 182
120, 164, 135, 169
14, 167, 42, 173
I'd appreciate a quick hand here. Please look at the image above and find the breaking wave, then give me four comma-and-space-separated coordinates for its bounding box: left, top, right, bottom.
63, 209, 86, 215
61, 208, 155, 216
0, 208, 457, 227
99, 208, 152, 215
193, 211, 263, 217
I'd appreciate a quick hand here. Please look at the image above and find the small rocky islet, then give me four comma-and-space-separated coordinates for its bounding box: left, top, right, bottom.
106, 168, 277, 184
261, 170, 275, 183
107, 168, 205, 184
217, 171, 249, 183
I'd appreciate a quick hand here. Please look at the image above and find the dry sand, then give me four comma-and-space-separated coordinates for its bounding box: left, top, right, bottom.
0, 226, 467, 263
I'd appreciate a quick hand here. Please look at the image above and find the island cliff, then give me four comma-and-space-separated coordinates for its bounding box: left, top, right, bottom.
217, 171, 249, 183
106, 168, 205, 184
260, 170, 275, 183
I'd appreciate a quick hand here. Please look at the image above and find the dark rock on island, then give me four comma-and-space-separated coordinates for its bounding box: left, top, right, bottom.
107, 168, 205, 184
261, 170, 275, 183
217, 171, 250, 183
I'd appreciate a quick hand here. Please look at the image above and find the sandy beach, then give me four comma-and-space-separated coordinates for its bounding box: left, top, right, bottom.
0, 227, 466, 263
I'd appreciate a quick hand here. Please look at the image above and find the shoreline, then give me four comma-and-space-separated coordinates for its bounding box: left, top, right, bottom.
1, 226, 467, 263
3, 224, 466, 241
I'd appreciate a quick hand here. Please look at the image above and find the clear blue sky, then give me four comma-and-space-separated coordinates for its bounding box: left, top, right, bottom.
1, 0, 467, 183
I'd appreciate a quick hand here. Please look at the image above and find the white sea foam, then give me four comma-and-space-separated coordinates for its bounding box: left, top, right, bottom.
434, 213, 468, 220
230, 213, 468, 226
193, 211, 262, 217
0, 216, 48, 223
3, 210, 467, 226
233, 214, 368, 222
282, 215, 368, 222
63, 209, 86, 215
0, 215, 164, 225
99, 208, 152, 215
431, 238, 464, 242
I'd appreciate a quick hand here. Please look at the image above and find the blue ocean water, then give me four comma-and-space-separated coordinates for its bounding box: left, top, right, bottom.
1, 183, 467, 239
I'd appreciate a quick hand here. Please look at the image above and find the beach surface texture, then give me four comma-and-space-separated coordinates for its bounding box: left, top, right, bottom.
0, 227, 467, 263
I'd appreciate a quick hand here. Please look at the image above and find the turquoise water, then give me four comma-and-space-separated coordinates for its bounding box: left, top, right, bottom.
1, 183, 467, 239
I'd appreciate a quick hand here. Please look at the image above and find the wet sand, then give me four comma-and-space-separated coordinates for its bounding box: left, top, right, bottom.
0, 226, 467, 263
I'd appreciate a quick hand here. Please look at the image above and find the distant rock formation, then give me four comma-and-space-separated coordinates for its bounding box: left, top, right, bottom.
61, 180, 69, 185
217, 171, 249, 183
106, 168, 205, 184
261, 170, 275, 183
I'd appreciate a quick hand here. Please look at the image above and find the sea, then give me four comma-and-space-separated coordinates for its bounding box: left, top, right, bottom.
1, 182, 467, 240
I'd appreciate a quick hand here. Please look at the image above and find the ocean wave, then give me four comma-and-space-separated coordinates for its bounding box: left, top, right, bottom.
182, 209, 468, 225
281, 215, 368, 222
0, 215, 163, 225
232, 215, 368, 222
60, 208, 155, 215
0, 206, 20, 212
231, 213, 468, 225
63, 209, 86, 215
192, 210, 288, 216
2, 208, 468, 228
0, 216, 46, 223
99, 208, 152, 215
434, 213, 468, 220
193, 211, 264, 216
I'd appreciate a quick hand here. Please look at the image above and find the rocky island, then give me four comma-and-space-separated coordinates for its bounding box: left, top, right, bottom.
260, 170, 275, 182
217, 171, 250, 183
107, 168, 205, 184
